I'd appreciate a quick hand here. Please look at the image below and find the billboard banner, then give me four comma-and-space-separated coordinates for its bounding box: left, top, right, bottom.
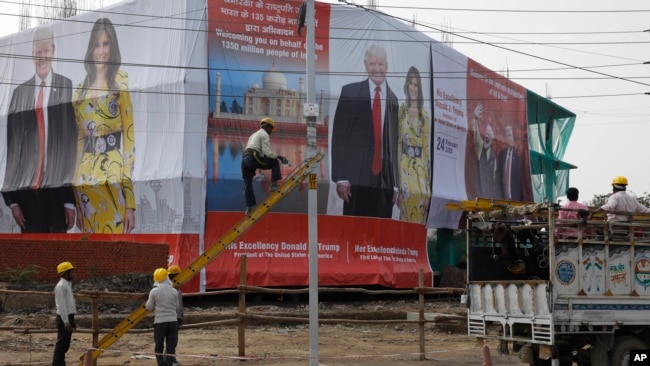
205, 212, 429, 289
0, 0, 539, 290
464, 58, 531, 203
326, 4, 433, 224
0, 0, 207, 237
427, 43, 532, 228
205, 1, 434, 288
207, 0, 331, 215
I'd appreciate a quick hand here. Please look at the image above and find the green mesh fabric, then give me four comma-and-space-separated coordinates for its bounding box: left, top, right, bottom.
527, 90, 576, 203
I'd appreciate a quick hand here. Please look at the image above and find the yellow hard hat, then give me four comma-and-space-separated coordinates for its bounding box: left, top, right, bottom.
612, 176, 628, 186
153, 268, 168, 283
167, 265, 181, 275
57, 261, 75, 275
260, 117, 276, 131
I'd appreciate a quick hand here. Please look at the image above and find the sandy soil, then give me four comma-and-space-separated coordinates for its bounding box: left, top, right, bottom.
0, 299, 524, 366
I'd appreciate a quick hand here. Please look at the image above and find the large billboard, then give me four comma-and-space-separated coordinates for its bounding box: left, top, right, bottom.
0, 0, 207, 264
0, 0, 539, 290
427, 43, 531, 228
205, 0, 433, 289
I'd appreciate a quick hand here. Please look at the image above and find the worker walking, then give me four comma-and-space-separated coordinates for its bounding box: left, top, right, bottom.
167, 265, 184, 327
599, 176, 650, 222
146, 268, 180, 366
53, 261, 77, 366
241, 117, 288, 214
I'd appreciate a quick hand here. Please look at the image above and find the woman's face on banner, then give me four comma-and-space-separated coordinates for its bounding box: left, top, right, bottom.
408, 77, 419, 102
92, 30, 111, 73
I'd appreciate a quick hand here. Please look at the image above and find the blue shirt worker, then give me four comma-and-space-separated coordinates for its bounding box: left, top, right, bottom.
146, 268, 180, 366
53, 261, 77, 366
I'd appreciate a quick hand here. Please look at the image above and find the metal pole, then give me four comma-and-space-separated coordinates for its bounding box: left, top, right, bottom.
305, 1, 319, 365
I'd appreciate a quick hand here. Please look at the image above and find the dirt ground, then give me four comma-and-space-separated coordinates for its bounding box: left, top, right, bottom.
0, 276, 524, 365
0, 303, 519, 366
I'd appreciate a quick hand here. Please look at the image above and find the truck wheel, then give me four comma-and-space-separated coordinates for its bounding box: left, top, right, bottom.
610, 335, 646, 366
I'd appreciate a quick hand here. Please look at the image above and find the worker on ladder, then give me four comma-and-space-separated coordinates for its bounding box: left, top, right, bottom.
241, 117, 289, 214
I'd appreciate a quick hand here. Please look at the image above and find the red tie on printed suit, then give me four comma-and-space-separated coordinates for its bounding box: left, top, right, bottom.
372, 86, 382, 175
33, 81, 45, 189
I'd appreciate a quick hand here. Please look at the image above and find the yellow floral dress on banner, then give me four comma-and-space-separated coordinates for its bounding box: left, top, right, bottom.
398, 104, 430, 224
73, 71, 135, 233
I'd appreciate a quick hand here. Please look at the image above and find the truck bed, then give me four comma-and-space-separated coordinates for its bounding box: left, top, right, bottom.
466, 205, 650, 345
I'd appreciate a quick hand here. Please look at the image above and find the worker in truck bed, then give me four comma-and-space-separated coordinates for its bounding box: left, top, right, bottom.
556, 187, 590, 238
598, 176, 650, 222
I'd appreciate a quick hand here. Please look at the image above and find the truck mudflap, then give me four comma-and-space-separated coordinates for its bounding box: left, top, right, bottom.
468, 281, 553, 344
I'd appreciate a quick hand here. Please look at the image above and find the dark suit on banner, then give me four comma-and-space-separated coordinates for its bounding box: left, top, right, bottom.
2, 73, 78, 233
331, 79, 399, 218
497, 146, 523, 201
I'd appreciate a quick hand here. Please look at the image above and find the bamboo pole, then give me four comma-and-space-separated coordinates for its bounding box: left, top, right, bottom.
237, 256, 247, 357
418, 269, 425, 361
90, 294, 99, 366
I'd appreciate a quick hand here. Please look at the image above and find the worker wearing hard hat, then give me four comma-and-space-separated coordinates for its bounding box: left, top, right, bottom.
599, 176, 650, 222
53, 261, 77, 366
241, 117, 289, 214
167, 265, 184, 328
146, 268, 180, 366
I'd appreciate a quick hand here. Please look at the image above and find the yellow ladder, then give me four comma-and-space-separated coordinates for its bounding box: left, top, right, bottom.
79, 152, 325, 365
445, 197, 532, 212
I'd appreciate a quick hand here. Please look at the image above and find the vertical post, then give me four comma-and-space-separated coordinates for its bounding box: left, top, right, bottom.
418, 269, 425, 360
237, 256, 247, 357
305, 1, 319, 365
91, 294, 99, 366
213, 72, 221, 118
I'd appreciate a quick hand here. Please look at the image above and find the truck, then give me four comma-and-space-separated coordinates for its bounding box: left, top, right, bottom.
455, 199, 650, 366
